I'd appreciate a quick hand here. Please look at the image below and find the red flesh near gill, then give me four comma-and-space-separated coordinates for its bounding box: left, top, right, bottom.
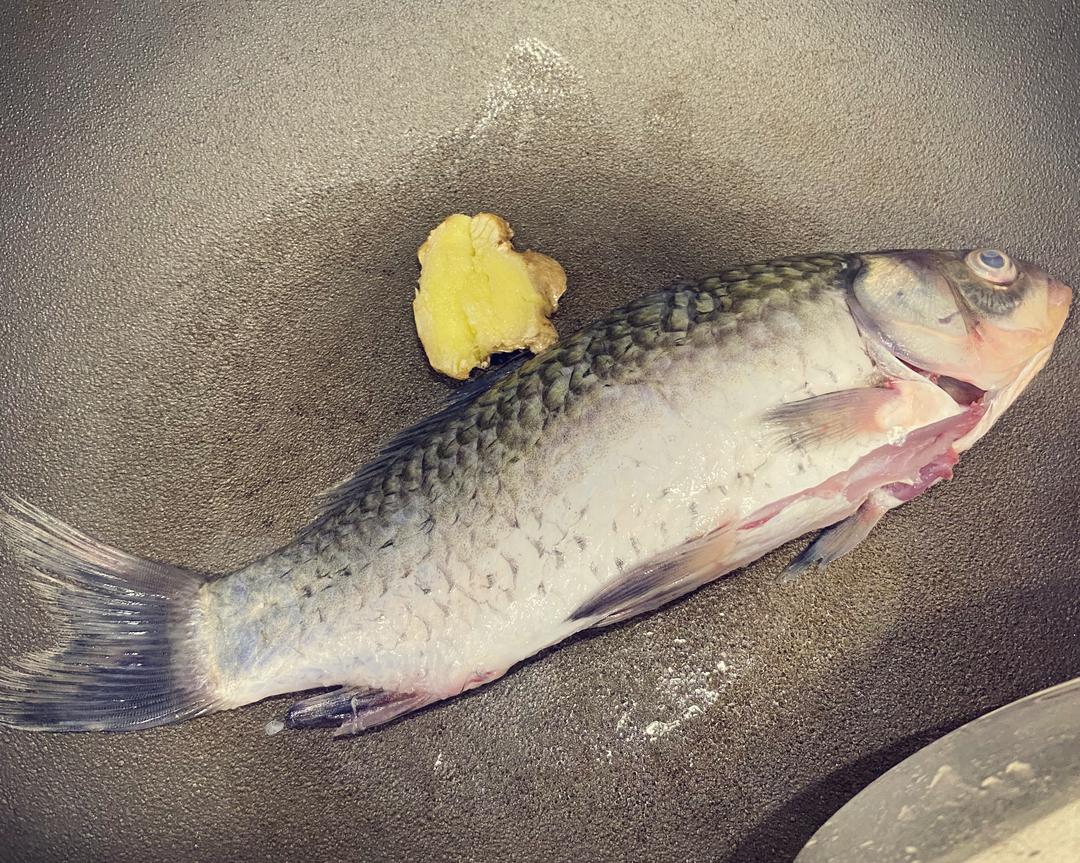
881, 450, 958, 502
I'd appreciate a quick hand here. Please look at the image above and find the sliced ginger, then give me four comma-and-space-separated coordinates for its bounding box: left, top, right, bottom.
413, 212, 567, 380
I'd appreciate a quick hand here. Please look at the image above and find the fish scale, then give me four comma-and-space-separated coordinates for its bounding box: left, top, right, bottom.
0, 248, 1068, 735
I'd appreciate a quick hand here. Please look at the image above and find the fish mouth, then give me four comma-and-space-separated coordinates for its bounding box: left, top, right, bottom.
1047, 276, 1073, 311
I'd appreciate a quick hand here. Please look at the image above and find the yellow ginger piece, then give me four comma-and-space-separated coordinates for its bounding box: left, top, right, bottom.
413, 213, 567, 380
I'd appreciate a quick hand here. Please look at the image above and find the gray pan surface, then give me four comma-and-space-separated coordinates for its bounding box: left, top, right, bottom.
1, 2, 1078, 861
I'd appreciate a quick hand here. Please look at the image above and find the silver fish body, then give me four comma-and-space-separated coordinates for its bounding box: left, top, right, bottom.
0, 249, 1071, 734
209, 257, 867, 702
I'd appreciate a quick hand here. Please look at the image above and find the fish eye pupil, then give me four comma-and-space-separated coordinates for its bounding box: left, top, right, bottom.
979, 250, 1006, 269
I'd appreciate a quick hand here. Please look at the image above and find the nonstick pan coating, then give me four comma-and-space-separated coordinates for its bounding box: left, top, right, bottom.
1, 3, 1078, 861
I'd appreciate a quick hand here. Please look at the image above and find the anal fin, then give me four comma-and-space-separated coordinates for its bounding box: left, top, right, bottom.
285, 686, 432, 736
333, 692, 432, 738
285, 686, 381, 729
568, 522, 736, 627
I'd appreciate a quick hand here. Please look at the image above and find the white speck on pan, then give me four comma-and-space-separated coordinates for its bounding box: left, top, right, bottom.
641, 665, 723, 740
608, 639, 750, 745
471, 38, 584, 138
644, 719, 681, 739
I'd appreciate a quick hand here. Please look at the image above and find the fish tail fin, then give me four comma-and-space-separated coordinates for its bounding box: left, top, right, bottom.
0, 495, 221, 732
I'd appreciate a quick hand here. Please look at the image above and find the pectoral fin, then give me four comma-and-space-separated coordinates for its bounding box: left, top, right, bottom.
568, 522, 737, 627
764, 387, 897, 449
764, 381, 963, 451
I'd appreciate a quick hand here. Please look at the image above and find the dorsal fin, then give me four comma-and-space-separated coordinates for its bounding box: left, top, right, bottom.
312, 351, 534, 516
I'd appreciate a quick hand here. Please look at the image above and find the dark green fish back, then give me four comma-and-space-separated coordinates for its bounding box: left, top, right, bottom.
312, 254, 853, 530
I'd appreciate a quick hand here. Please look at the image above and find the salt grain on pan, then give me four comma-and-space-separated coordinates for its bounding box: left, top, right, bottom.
640, 665, 727, 740
644, 719, 681, 739
607, 644, 751, 748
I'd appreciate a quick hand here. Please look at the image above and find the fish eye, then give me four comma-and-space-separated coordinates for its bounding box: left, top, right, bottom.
965, 248, 1018, 287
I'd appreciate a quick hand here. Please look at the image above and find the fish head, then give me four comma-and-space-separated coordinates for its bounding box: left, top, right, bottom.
849, 248, 1071, 447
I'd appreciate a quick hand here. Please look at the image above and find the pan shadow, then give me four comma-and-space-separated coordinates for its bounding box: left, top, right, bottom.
726, 572, 1080, 863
